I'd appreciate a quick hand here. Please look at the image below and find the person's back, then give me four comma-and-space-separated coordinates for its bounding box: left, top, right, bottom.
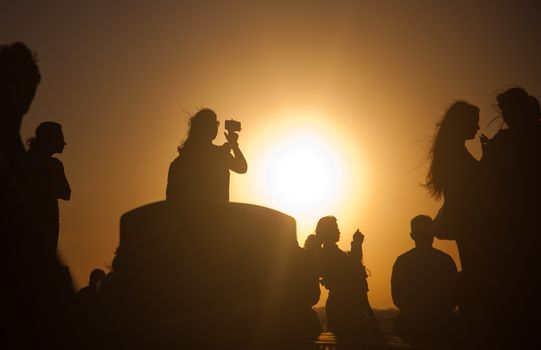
392, 247, 457, 315
391, 215, 458, 348
167, 144, 230, 201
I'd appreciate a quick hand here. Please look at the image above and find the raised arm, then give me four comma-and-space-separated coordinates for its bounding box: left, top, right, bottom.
224, 131, 247, 174
350, 229, 364, 265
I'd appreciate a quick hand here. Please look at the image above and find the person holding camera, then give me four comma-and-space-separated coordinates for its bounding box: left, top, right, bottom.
166, 108, 247, 201
314, 216, 384, 348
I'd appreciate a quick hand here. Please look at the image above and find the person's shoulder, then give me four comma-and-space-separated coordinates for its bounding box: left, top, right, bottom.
395, 248, 416, 263
488, 129, 510, 147
212, 143, 229, 154
430, 247, 456, 263
170, 154, 182, 164
49, 157, 65, 169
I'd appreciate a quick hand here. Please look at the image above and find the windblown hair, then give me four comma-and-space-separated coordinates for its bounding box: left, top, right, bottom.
425, 101, 479, 199
177, 108, 217, 154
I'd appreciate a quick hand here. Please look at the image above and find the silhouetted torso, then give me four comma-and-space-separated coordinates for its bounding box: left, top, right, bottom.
439, 146, 480, 269
480, 126, 541, 260
392, 247, 458, 315
319, 243, 380, 346
26, 150, 70, 251
166, 144, 231, 201
477, 125, 541, 347
320, 243, 368, 297
391, 246, 458, 347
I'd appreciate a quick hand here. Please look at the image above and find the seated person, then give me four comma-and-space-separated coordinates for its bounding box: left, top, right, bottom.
391, 215, 459, 348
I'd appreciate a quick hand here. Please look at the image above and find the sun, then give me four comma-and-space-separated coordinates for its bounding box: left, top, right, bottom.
259, 132, 345, 219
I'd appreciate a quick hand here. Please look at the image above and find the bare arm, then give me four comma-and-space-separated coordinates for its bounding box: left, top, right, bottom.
224, 131, 247, 174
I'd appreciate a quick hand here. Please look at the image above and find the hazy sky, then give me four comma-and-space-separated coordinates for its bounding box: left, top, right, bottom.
2, 0, 541, 308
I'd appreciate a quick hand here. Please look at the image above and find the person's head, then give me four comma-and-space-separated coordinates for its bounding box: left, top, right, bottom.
497, 87, 537, 129
178, 108, 219, 153
410, 215, 434, 248
27, 121, 66, 154
89, 268, 106, 288
425, 101, 480, 198
0, 42, 41, 118
315, 216, 340, 245
304, 234, 321, 250
437, 101, 480, 142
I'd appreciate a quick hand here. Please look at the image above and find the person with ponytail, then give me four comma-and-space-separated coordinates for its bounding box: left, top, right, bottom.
315, 216, 383, 348
26, 121, 71, 255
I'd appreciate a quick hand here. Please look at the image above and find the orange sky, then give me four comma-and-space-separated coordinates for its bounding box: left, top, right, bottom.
3, 1, 541, 308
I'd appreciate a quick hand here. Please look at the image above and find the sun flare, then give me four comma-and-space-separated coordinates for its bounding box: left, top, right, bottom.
259, 132, 346, 219
265, 135, 340, 213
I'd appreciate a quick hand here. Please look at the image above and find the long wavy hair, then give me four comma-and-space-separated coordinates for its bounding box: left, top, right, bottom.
177, 108, 217, 154
424, 101, 479, 199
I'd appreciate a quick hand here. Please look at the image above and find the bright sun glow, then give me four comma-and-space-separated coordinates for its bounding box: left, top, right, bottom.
241, 110, 365, 239
259, 132, 346, 220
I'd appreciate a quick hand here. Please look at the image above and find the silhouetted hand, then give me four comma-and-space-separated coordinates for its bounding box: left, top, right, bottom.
480, 133, 489, 154
353, 229, 364, 244
224, 131, 239, 146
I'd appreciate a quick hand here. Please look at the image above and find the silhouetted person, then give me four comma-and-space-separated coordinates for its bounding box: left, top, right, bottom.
77, 268, 105, 305
315, 216, 383, 349
77, 268, 105, 335
26, 121, 71, 255
391, 215, 458, 349
166, 108, 247, 201
425, 101, 482, 270
0, 42, 81, 348
477, 87, 541, 348
424, 101, 483, 344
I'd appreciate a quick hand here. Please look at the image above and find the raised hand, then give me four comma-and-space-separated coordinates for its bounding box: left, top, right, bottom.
353, 229, 364, 244
224, 131, 239, 145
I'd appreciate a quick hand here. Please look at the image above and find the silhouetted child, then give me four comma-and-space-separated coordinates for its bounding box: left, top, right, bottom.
26, 121, 71, 255
315, 216, 384, 349
166, 108, 247, 201
391, 215, 458, 349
